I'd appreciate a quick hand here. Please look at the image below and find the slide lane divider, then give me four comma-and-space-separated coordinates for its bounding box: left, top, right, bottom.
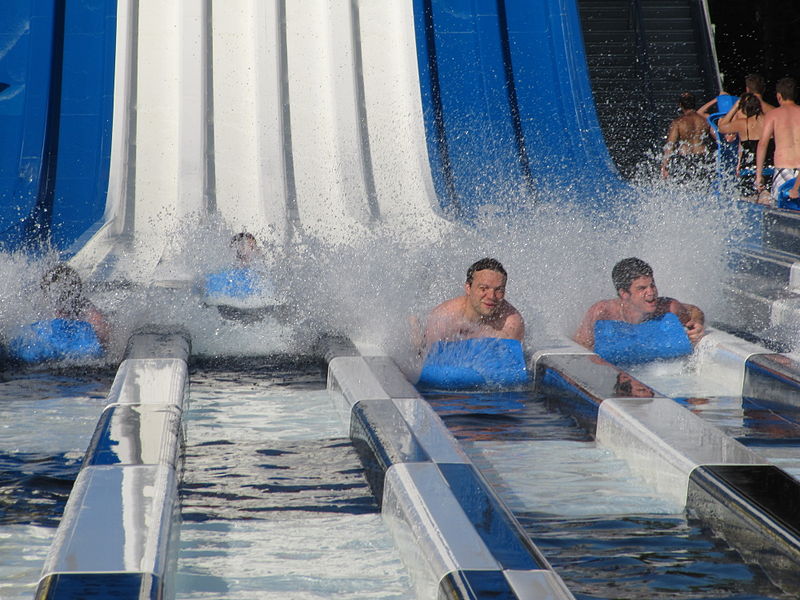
35, 326, 191, 600
325, 351, 575, 600
532, 331, 800, 594
744, 352, 800, 410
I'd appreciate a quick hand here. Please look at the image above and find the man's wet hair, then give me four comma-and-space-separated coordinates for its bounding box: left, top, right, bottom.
230, 232, 256, 246
739, 92, 763, 118
776, 77, 797, 102
230, 232, 258, 261
41, 263, 87, 317
745, 73, 766, 95
41, 263, 82, 294
612, 257, 653, 292
678, 92, 696, 110
466, 258, 507, 284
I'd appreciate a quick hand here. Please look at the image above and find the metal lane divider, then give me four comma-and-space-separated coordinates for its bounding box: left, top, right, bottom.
324, 347, 575, 600
35, 325, 190, 600
532, 328, 800, 596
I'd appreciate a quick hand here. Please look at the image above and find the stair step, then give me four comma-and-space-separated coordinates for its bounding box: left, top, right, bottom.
577, 0, 716, 179
582, 31, 637, 43
764, 209, 800, 256
720, 273, 800, 350
730, 244, 800, 283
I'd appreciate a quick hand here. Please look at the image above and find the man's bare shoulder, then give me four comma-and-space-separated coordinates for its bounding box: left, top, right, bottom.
502, 302, 524, 327
586, 298, 618, 319
429, 296, 464, 317
764, 106, 782, 124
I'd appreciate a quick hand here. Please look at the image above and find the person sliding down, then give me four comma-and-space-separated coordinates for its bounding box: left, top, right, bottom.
414, 258, 527, 390
203, 233, 281, 324
10, 264, 111, 363
573, 257, 704, 365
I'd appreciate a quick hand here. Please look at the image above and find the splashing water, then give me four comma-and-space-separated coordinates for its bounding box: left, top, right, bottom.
0, 179, 745, 363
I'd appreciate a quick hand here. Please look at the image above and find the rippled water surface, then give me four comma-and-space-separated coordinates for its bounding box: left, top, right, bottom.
0, 367, 113, 600
175, 357, 414, 599
424, 389, 793, 600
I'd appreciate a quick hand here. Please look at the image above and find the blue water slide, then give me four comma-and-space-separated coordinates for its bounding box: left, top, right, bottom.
0, 0, 115, 253
413, 0, 624, 218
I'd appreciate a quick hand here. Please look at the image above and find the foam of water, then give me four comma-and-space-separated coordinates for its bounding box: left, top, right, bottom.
176, 515, 415, 600
0, 179, 746, 362
626, 356, 745, 398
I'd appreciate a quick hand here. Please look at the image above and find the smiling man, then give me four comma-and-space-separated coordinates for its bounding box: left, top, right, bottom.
416, 258, 527, 390
423, 257, 524, 346
573, 257, 704, 363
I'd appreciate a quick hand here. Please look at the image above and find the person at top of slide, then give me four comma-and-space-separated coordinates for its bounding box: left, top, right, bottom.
757, 77, 800, 203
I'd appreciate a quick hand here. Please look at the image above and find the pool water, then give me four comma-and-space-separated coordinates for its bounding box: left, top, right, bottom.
175, 357, 415, 599
424, 389, 794, 600
628, 359, 800, 479
0, 367, 114, 600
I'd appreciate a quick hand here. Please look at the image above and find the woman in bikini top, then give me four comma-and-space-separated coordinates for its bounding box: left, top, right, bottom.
718, 92, 775, 174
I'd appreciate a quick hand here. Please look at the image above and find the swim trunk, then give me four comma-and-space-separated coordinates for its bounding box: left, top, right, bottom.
772, 168, 800, 201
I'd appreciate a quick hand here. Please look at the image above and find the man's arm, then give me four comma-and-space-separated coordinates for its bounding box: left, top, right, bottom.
85, 306, 111, 347
573, 303, 603, 350
671, 300, 705, 344
756, 114, 776, 189
501, 310, 525, 342
790, 176, 800, 200
717, 100, 742, 134
696, 97, 718, 118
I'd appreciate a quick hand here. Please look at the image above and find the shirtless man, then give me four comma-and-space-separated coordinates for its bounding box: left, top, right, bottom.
756, 77, 800, 202
661, 92, 712, 180
574, 257, 704, 351
422, 258, 524, 348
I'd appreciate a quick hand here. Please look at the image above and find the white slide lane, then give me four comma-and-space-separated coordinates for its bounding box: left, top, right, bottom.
72, 0, 449, 284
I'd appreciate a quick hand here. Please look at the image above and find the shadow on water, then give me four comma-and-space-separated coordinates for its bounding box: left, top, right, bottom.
425, 389, 591, 442
521, 512, 784, 600
180, 439, 379, 521
0, 451, 80, 527
0, 366, 114, 531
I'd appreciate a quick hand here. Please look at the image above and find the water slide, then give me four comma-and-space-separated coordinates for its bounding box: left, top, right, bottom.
13, 1, 800, 599
2, 0, 621, 278
71, 0, 452, 284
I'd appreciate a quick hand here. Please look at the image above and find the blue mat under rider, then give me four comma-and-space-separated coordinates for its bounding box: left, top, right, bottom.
9, 318, 104, 363
594, 312, 692, 365
417, 337, 529, 390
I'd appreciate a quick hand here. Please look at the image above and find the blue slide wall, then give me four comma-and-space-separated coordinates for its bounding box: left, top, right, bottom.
0, 0, 116, 253
413, 0, 624, 218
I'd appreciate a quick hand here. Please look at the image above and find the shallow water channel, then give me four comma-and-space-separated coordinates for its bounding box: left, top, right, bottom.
424, 389, 794, 600
174, 357, 415, 600
0, 366, 114, 600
